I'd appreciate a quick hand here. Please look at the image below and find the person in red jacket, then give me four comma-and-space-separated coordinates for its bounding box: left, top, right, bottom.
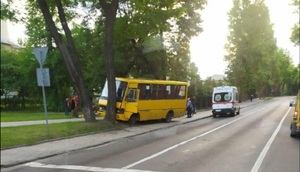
72, 96, 79, 118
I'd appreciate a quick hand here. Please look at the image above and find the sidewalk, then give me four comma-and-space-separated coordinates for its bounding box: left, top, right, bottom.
1, 99, 263, 168
1, 117, 104, 128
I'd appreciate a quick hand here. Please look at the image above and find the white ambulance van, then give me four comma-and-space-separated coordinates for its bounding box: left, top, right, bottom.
212, 86, 240, 118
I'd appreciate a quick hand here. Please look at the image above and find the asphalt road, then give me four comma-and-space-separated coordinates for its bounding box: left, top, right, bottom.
2, 96, 299, 172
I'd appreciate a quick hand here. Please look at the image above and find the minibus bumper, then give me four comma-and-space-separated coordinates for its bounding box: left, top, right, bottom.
98, 111, 106, 117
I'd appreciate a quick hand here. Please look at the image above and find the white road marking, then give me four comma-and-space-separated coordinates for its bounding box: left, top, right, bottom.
24, 162, 157, 172
122, 108, 266, 169
251, 107, 291, 172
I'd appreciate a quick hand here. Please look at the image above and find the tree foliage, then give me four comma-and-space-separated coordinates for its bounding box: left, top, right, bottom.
225, 0, 299, 99
3, 0, 298, 117
290, 0, 300, 46
1, 1, 17, 21
112, 0, 206, 80
225, 0, 280, 99
188, 62, 201, 96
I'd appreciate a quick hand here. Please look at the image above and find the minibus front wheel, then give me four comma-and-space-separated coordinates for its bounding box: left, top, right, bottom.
129, 114, 139, 126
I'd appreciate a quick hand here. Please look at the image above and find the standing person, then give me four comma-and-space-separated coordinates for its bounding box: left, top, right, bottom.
64, 98, 70, 116
186, 97, 193, 118
72, 95, 79, 118
70, 96, 76, 117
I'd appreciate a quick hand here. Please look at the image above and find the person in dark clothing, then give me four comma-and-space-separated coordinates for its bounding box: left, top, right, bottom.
64, 98, 70, 116
186, 97, 193, 118
70, 97, 76, 117
72, 96, 79, 118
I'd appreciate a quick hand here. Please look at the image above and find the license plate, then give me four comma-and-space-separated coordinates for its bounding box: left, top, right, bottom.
216, 110, 221, 112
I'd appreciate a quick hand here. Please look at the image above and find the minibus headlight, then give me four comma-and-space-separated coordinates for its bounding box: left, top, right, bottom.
116, 108, 124, 114
99, 106, 106, 111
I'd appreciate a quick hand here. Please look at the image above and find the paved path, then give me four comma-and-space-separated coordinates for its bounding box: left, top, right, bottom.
1, 117, 104, 127
0, 99, 263, 168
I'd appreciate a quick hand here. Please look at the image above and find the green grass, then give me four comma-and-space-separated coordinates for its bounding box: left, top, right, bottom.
1, 120, 125, 149
1, 111, 126, 149
0, 111, 75, 122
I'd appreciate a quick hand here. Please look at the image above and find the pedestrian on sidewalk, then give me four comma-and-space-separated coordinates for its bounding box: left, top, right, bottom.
70, 96, 75, 117
186, 97, 193, 118
64, 98, 70, 116
72, 95, 79, 118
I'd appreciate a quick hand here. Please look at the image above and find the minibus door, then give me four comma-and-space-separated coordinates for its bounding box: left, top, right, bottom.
125, 89, 139, 114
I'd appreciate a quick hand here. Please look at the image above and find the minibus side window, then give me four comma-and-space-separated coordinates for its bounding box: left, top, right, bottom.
165, 85, 176, 99
176, 85, 186, 99
138, 84, 151, 100
126, 89, 137, 102
151, 84, 164, 99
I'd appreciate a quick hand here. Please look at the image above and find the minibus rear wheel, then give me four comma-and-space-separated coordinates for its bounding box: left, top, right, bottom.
164, 112, 173, 123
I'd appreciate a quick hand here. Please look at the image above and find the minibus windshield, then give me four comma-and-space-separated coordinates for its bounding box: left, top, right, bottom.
100, 80, 128, 102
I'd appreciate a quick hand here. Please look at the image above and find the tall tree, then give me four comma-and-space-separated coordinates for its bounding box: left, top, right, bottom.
36, 0, 96, 122
99, 0, 119, 123
225, 0, 276, 98
188, 62, 202, 96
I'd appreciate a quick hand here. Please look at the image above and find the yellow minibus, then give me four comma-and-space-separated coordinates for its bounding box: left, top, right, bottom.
98, 77, 188, 125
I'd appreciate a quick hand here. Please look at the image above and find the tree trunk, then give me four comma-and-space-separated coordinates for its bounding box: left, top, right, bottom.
100, 0, 119, 124
37, 0, 96, 123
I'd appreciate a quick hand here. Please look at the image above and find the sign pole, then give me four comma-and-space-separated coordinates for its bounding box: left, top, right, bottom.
40, 51, 49, 136
33, 47, 49, 136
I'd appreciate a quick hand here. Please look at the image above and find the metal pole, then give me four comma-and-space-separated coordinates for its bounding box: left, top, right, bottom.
40, 52, 49, 136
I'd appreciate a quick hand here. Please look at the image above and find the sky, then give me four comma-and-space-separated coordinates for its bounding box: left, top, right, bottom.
190, 0, 299, 79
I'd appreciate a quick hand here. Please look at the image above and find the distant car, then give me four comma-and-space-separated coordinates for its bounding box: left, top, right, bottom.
290, 99, 295, 107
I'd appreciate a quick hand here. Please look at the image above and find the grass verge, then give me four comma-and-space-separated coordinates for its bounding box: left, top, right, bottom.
1, 120, 124, 149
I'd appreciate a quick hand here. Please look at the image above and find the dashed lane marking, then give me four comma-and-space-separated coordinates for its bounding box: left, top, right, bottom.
24, 162, 157, 172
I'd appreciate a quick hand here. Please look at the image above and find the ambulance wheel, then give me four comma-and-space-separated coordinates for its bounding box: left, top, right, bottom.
290, 133, 296, 138
236, 108, 240, 115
